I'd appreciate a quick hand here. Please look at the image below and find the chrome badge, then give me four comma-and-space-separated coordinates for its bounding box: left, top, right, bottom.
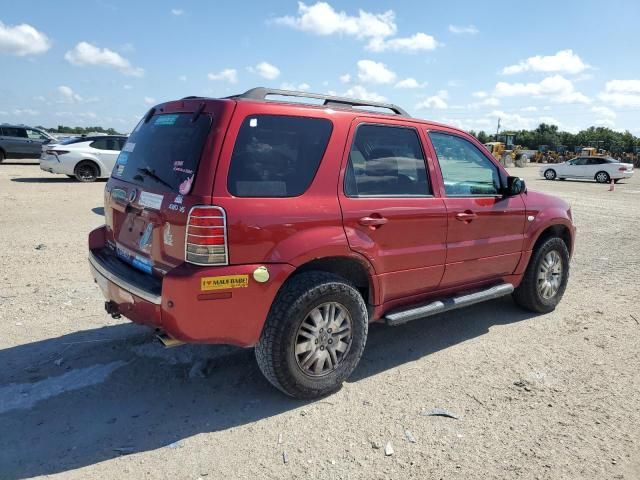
128, 188, 137, 203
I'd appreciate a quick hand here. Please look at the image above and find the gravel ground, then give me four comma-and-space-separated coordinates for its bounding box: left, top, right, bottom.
0, 160, 638, 480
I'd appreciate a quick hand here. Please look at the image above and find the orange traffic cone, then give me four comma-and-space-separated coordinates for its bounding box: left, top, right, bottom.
609, 178, 615, 191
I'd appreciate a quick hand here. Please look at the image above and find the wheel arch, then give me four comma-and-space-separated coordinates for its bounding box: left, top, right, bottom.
532, 223, 573, 257
285, 255, 378, 306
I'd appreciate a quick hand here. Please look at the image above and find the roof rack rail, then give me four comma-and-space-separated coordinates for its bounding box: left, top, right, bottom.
231, 87, 410, 117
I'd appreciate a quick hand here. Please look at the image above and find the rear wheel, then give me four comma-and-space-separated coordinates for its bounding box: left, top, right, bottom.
0, 149, 5, 163
75, 161, 99, 182
255, 271, 368, 399
544, 169, 556, 180
595, 171, 610, 184
513, 237, 570, 313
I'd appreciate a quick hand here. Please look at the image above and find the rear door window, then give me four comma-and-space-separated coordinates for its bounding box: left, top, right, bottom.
112, 113, 212, 194
2, 127, 27, 138
227, 115, 332, 197
344, 124, 430, 197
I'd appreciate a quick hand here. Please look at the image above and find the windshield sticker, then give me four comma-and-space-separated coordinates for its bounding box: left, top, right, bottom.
249, 118, 258, 127
115, 164, 125, 177
163, 222, 174, 246
173, 167, 194, 175
139, 191, 163, 210
179, 175, 194, 195
201, 275, 248, 291
116, 152, 129, 165
122, 142, 135, 153
154, 114, 179, 126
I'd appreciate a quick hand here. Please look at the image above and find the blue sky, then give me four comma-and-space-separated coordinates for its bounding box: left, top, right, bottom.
1, 0, 639, 134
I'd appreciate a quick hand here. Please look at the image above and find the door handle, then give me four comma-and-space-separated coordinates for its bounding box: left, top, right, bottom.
455, 211, 478, 222
359, 215, 388, 227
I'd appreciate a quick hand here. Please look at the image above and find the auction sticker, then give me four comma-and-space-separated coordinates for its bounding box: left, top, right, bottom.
201, 275, 248, 291
139, 191, 163, 210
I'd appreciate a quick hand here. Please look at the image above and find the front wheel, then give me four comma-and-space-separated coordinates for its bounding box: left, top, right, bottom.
544, 169, 556, 180
0, 150, 5, 163
513, 237, 570, 313
255, 272, 368, 399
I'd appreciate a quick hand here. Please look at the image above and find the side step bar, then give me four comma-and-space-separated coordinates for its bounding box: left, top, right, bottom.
384, 283, 514, 327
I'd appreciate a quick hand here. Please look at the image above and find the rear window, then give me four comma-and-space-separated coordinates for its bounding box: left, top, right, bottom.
227, 115, 332, 197
112, 113, 212, 194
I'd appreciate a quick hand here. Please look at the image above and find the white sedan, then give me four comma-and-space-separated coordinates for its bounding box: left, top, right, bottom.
40, 135, 127, 182
539, 156, 634, 183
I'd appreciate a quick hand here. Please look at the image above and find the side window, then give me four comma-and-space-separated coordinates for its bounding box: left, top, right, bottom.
228, 115, 332, 197
26, 129, 47, 140
574, 158, 588, 166
2, 127, 28, 138
90, 139, 108, 150
429, 132, 501, 196
345, 124, 430, 197
117, 138, 127, 150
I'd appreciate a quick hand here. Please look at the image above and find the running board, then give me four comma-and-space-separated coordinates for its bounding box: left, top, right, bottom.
384, 283, 514, 327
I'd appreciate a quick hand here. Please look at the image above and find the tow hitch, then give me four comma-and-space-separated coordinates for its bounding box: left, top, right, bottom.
105, 301, 121, 319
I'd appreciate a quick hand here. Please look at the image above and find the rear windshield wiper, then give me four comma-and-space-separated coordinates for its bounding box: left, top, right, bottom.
135, 166, 173, 190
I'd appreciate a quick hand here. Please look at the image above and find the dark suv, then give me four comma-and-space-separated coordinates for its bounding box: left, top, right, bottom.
0, 124, 55, 161
88, 88, 576, 398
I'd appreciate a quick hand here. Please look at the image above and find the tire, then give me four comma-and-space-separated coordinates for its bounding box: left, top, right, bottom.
559, 178, 566, 181
544, 169, 556, 180
595, 171, 610, 184
0, 149, 5, 163
513, 237, 570, 313
74, 161, 99, 182
614, 179, 621, 184
255, 271, 368, 399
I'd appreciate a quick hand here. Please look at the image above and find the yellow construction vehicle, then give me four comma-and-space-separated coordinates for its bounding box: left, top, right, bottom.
484, 133, 528, 167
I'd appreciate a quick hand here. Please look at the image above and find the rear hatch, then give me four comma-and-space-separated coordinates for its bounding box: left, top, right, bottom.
102, 100, 232, 277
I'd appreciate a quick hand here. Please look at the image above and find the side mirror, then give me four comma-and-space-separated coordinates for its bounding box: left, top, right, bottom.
505, 176, 526, 196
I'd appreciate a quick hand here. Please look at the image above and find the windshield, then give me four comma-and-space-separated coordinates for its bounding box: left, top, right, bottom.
112, 112, 212, 193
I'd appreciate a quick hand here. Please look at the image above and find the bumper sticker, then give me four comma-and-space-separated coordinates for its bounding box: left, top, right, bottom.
201, 275, 248, 291
139, 191, 163, 210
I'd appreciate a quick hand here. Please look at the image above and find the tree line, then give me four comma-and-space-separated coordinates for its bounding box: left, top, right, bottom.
35, 125, 125, 136
469, 124, 640, 153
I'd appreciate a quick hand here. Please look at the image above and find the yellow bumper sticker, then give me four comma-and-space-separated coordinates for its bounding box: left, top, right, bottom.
201, 275, 248, 291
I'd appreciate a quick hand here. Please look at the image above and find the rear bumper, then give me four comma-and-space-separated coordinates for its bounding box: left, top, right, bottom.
88, 226, 294, 347
39, 157, 68, 175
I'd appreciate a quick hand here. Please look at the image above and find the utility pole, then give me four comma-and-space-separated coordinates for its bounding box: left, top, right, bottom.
495, 118, 501, 141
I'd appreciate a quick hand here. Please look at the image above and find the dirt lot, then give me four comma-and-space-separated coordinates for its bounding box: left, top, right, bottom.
0, 160, 638, 480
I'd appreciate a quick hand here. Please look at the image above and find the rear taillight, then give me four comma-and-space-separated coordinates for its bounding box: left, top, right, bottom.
619, 166, 628, 171
185, 206, 228, 265
45, 149, 69, 158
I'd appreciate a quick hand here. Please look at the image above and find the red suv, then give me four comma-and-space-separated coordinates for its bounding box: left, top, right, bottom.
89, 88, 575, 398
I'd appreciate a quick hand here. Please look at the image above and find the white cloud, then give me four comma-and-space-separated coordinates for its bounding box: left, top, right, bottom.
342, 85, 386, 102
538, 116, 561, 126
502, 49, 589, 75
481, 97, 500, 107
123, 84, 133, 90
605, 79, 640, 94
415, 90, 448, 110
521, 106, 538, 112
594, 118, 615, 127
448, 24, 478, 35
366, 32, 439, 53
357, 59, 396, 84
591, 106, 616, 118
339, 73, 351, 83
208, 68, 238, 83
597, 80, 640, 107
0, 20, 51, 56
171, 8, 184, 16
274, 2, 396, 39
13, 108, 39, 116
65, 42, 144, 77
472, 91, 488, 98
494, 75, 590, 104
58, 85, 82, 103
249, 61, 280, 80
280, 82, 311, 91
487, 110, 534, 130
395, 77, 426, 89
178, 75, 187, 82
144, 97, 156, 105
